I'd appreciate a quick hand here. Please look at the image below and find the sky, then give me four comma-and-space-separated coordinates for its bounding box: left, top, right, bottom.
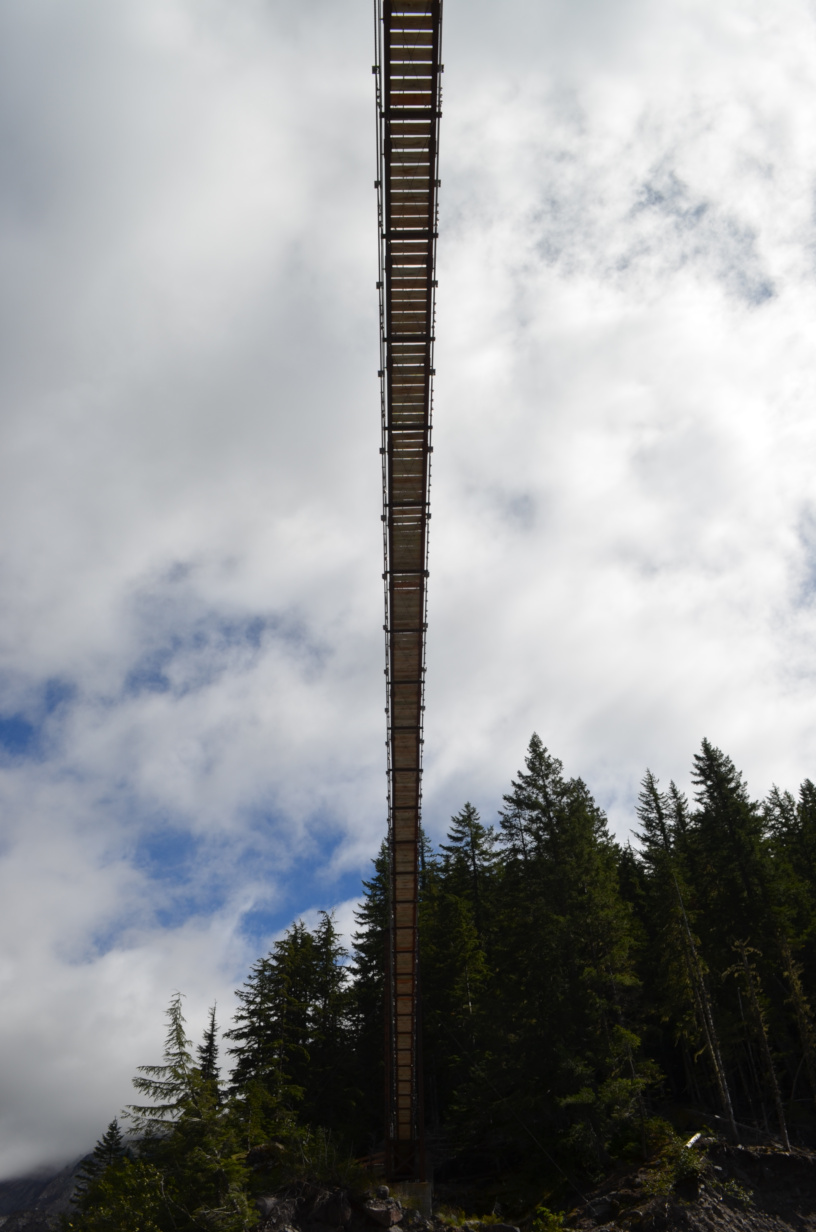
1, 0, 816, 1178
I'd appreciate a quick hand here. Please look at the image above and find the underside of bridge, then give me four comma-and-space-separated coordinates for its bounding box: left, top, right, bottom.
374, 0, 443, 1183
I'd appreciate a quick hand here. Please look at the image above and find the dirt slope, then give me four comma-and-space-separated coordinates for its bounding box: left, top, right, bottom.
568, 1143, 816, 1232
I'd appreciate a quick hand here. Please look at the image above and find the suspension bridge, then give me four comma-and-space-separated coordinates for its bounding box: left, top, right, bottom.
374, 0, 444, 1183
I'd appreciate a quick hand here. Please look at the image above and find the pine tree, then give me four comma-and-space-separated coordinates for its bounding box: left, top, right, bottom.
419, 862, 488, 1126
667, 781, 693, 846
73, 1119, 128, 1200
452, 736, 649, 1170
301, 911, 355, 1131
690, 739, 771, 948
64, 1159, 164, 1232
780, 938, 816, 1111
197, 1004, 220, 1087
227, 915, 355, 1139
349, 842, 389, 1148
729, 942, 790, 1150
128, 992, 196, 1134
766, 782, 816, 948
148, 1078, 251, 1232
135, 994, 251, 1230
798, 779, 816, 887
68, 734, 816, 1212
227, 928, 311, 1115
635, 769, 672, 866
675, 879, 738, 1141
76, 997, 251, 1232
439, 803, 494, 941
497, 733, 568, 860
631, 770, 737, 1132
662, 779, 699, 887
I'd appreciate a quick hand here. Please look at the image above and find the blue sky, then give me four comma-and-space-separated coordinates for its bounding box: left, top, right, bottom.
2, 0, 816, 1178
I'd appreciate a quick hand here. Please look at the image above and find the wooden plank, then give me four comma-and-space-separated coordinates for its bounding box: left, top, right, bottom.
379, 0, 441, 1180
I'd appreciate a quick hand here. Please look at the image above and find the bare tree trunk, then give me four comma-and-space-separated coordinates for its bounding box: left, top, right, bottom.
737, 987, 769, 1134
738, 942, 790, 1151
781, 938, 816, 1112
674, 875, 739, 1142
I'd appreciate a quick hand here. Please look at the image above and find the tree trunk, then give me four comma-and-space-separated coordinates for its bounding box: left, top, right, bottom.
674, 875, 739, 1142
738, 942, 790, 1151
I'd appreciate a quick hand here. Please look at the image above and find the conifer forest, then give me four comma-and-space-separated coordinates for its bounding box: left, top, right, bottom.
66, 735, 816, 1230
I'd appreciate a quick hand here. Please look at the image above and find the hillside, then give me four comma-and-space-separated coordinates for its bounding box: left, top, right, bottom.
5, 1134, 816, 1232
567, 1140, 816, 1232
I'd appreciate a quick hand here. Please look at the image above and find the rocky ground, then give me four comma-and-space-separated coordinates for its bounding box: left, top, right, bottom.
566, 1141, 816, 1232
246, 1143, 816, 1232
3, 1139, 816, 1231
254, 1183, 516, 1232
253, 1139, 816, 1232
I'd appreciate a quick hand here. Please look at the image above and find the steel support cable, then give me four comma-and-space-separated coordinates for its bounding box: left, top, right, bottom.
374, 0, 443, 1182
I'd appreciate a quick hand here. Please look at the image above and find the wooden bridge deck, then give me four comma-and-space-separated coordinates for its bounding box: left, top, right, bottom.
375, 0, 443, 1182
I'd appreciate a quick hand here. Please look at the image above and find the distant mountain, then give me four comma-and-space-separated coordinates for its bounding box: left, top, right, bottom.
0, 1159, 84, 1230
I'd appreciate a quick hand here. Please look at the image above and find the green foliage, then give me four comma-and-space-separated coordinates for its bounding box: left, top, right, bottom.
640, 1124, 705, 1198
720, 1178, 753, 1206
434, 1205, 466, 1226
73, 994, 253, 1231
439, 803, 495, 942
530, 1204, 566, 1232
227, 911, 356, 1136
198, 1004, 220, 1086
453, 735, 649, 1170
348, 841, 389, 1146
128, 991, 197, 1133
70, 732, 816, 1220
72, 1118, 128, 1200
284, 1123, 369, 1191
64, 1159, 165, 1232
142, 1072, 252, 1231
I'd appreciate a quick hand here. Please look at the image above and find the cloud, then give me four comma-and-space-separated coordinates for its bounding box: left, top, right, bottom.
1, 0, 816, 1176
423, 0, 816, 830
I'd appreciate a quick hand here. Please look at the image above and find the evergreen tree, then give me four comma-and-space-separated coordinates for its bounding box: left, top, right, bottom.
73, 995, 251, 1232
686, 741, 795, 1126
451, 736, 649, 1171
420, 863, 488, 1126
635, 769, 672, 861
67, 734, 816, 1214
780, 938, 816, 1110
766, 782, 816, 951
439, 803, 494, 941
65, 1160, 164, 1232
227, 925, 312, 1113
727, 943, 790, 1150
631, 771, 737, 1136
227, 915, 355, 1140
667, 781, 693, 847
349, 842, 389, 1147
690, 738, 772, 948
72, 1119, 128, 1201
197, 1004, 220, 1087
301, 911, 355, 1131
128, 992, 196, 1134
145, 1079, 251, 1231
497, 733, 568, 860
